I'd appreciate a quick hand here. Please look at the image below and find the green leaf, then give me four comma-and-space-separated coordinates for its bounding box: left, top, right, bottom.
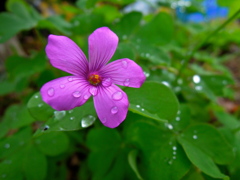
33, 100, 97, 136
27, 92, 55, 121
111, 11, 142, 41
35, 132, 69, 156
135, 12, 174, 45
125, 121, 191, 180
178, 137, 228, 179
179, 124, 234, 164
125, 81, 179, 122
111, 42, 135, 62
214, 111, 240, 130
0, 0, 41, 43
128, 150, 143, 180
86, 127, 122, 179
0, 105, 35, 138
38, 15, 72, 35
22, 145, 47, 180
0, 127, 32, 159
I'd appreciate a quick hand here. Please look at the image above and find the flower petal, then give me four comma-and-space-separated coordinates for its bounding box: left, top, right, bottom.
46, 35, 88, 76
93, 84, 129, 128
40, 76, 92, 111
88, 27, 118, 71
100, 58, 146, 88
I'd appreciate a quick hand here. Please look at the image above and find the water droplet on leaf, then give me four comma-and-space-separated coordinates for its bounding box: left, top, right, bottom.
81, 115, 96, 128
43, 125, 49, 131
193, 135, 198, 139
54, 111, 66, 120
193, 75, 201, 83
70, 117, 75, 120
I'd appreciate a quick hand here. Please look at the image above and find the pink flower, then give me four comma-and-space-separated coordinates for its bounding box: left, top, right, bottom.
40, 27, 146, 128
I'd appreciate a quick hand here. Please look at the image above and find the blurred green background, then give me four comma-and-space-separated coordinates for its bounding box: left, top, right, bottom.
0, 0, 240, 179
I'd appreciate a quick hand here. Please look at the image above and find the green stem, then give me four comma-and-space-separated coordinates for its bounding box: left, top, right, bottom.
175, 8, 240, 82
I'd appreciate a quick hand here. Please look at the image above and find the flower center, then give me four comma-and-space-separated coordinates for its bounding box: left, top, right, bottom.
88, 74, 102, 86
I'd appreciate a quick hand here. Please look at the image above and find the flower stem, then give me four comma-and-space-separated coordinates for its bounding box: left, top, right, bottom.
175, 8, 240, 82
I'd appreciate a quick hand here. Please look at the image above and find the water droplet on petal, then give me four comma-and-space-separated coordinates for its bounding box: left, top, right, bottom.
89, 87, 98, 96
4, 144, 10, 149
102, 118, 107, 123
193, 135, 198, 139
122, 60, 128, 68
81, 115, 96, 128
73, 91, 81, 98
102, 78, 112, 87
124, 79, 130, 86
84, 94, 91, 100
48, 88, 55, 97
112, 91, 123, 101
68, 77, 73, 82
60, 84, 65, 89
111, 106, 118, 114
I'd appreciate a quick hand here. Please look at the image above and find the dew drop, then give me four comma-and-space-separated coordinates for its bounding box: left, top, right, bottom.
112, 91, 123, 101
195, 86, 203, 91
173, 151, 177, 155
122, 35, 127, 40
124, 79, 130, 86
81, 115, 96, 128
172, 146, 177, 151
59, 127, 64, 130
102, 118, 107, 123
47, 88, 55, 97
146, 53, 150, 58
73, 91, 81, 98
193, 135, 198, 139
122, 60, 128, 69
136, 105, 140, 108
70, 117, 75, 120
43, 125, 49, 131
173, 156, 176, 159
144, 72, 150, 77
4, 143, 10, 149
162, 81, 170, 87
84, 94, 91, 100
60, 84, 65, 89
168, 160, 173, 165
68, 110, 73, 114
38, 103, 43, 108
34, 95, 39, 98
54, 111, 66, 120
176, 117, 180, 121
89, 87, 98, 96
193, 75, 201, 83
102, 78, 112, 87
68, 77, 73, 82
111, 106, 118, 114
141, 108, 145, 111
166, 123, 173, 130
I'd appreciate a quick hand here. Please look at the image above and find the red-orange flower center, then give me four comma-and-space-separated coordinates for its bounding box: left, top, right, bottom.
88, 74, 102, 86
